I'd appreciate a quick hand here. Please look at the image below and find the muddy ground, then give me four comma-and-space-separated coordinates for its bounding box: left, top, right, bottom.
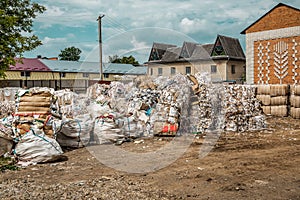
0, 116, 299, 200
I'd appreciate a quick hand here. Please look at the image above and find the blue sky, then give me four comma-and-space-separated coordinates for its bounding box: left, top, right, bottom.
24, 0, 300, 63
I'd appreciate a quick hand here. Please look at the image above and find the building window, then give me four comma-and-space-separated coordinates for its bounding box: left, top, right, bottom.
103, 73, 109, 78
211, 65, 217, 73
171, 67, 176, 75
60, 72, 66, 77
158, 68, 163, 76
21, 71, 31, 77
83, 73, 89, 78
231, 65, 236, 74
185, 66, 191, 75
150, 68, 153, 75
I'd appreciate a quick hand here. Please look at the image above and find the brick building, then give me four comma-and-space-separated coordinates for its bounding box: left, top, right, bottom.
241, 3, 300, 84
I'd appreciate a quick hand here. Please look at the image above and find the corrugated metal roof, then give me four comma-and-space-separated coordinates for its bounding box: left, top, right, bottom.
125, 66, 148, 75
39, 59, 136, 74
10, 58, 51, 71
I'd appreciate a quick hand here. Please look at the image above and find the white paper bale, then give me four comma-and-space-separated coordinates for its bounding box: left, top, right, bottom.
261, 106, 271, 115
257, 85, 270, 95
270, 105, 288, 117
290, 95, 300, 108
290, 107, 300, 119
290, 85, 300, 95
256, 95, 271, 106
270, 84, 288, 96
15, 129, 63, 164
270, 96, 287, 106
55, 114, 93, 148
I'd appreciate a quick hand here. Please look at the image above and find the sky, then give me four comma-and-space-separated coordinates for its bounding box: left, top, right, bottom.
24, 0, 300, 64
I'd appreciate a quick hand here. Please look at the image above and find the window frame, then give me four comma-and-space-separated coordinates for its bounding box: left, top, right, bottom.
83, 73, 89, 78
21, 71, 31, 77
171, 67, 176, 75
158, 68, 163, 76
185, 66, 191, 75
211, 65, 217, 73
231, 65, 236, 74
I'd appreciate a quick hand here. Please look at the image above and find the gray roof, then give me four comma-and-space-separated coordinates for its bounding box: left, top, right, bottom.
189, 44, 212, 60
148, 35, 245, 64
161, 47, 182, 62
39, 59, 137, 74
148, 42, 177, 61
179, 42, 198, 58
212, 35, 245, 60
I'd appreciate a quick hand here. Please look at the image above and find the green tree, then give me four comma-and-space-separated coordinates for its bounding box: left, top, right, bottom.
59, 46, 82, 61
108, 55, 139, 65
0, 0, 46, 78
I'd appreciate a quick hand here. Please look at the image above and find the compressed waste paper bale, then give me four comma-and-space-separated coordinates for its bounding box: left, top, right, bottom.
271, 105, 288, 117
14, 128, 63, 165
290, 85, 300, 95
270, 96, 287, 106
0, 101, 15, 118
261, 106, 271, 115
257, 85, 270, 95
256, 95, 271, 106
290, 107, 300, 119
270, 84, 288, 96
290, 95, 300, 108
0, 116, 14, 156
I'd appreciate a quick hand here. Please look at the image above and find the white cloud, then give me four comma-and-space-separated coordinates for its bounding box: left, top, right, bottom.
130, 36, 149, 50
29, 0, 300, 62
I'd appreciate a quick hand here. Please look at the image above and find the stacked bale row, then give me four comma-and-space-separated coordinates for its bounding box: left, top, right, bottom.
256, 85, 289, 117
290, 85, 300, 119
14, 87, 57, 138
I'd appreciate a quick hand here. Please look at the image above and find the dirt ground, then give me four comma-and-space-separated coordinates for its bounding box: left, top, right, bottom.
0, 116, 299, 200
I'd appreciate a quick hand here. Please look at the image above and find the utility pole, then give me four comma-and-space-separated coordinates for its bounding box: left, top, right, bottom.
97, 14, 105, 81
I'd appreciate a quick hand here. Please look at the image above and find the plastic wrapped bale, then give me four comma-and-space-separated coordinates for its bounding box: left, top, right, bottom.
14, 127, 63, 165
55, 114, 93, 148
